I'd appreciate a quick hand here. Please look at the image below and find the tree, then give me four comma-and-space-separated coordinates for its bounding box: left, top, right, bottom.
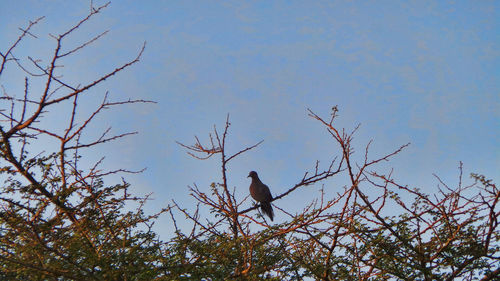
173, 108, 499, 280
1, 3, 498, 281
1, 3, 166, 280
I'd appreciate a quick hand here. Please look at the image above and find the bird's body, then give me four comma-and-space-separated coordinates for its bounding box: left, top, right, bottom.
248, 171, 274, 221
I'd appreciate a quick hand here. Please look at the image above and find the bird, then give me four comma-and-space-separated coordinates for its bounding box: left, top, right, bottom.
248, 171, 274, 221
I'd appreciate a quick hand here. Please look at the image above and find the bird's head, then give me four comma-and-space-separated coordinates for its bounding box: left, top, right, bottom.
248, 171, 258, 178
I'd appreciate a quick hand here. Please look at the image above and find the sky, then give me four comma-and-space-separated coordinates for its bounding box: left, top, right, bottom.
1, 1, 499, 239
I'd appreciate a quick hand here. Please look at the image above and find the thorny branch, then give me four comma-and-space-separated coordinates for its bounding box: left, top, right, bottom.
174, 107, 498, 280
0, 2, 166, 278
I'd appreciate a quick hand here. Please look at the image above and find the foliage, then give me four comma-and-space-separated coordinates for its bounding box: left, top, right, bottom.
174, 111, 499, 280
1, 3, 498, 281
0, 3, 166, 280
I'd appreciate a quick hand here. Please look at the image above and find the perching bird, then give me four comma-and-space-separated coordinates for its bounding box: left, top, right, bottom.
248, 171, 274, 221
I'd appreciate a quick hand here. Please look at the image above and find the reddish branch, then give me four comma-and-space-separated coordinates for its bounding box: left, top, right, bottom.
176, 107, 498, 279
0, 2, 163, 276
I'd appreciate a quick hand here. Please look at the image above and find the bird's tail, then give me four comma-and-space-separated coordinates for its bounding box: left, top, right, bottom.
261, 202, 274, 221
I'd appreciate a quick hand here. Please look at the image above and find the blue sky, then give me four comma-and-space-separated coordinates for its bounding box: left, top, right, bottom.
1, 1, 499, 239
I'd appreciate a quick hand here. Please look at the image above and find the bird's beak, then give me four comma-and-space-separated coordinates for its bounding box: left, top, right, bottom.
247, 175, 250, 178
